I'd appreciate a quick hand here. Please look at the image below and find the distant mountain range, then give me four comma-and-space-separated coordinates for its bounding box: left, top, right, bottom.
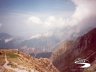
0, 32, 60, 50
0, 32, 61, 58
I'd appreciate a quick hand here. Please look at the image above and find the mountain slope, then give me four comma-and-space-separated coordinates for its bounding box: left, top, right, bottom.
0, 49, 59, 72
0, 33, 12, 40
52, 28, 96, 72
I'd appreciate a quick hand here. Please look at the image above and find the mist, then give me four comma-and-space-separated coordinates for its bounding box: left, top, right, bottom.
54, 0, 96, 41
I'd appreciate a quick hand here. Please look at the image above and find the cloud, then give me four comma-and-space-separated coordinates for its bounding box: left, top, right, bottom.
27, 15, 68, 30
27, 16, 42, 25
44, 16, 67, 28
51, 0, 96, 41
63, 0, 96, 27
2, 0, 96, 38
73, 0, 96, 20
71, 0, 96, 30
68, 0, 96, 39
6, 0, 96, 44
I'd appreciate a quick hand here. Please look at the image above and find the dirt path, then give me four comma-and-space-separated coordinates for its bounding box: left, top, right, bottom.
3, 54, 38, 72
3, 54, 15, 70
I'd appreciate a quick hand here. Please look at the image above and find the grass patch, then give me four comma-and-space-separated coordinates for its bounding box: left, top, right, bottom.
7, 53, 19, 58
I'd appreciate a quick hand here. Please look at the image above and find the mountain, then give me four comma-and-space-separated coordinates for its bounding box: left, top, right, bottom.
0, 33, 24, 49
19, 47, 52, 58
51, 28, 96, 72
0, 49, 59, 72
19, 35, 60, 52
0, 33, 13, 48
0, 33, 12, 40
0, 32, 59, 50
32, 52, 52, 58
0, 32, 60, 58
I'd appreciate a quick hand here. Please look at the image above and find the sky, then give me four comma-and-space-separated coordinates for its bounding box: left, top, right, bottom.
0, 0, 75, 13
0, 0, 75, 37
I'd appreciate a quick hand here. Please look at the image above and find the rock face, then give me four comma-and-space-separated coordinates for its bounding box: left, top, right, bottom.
52, 28, 96, 72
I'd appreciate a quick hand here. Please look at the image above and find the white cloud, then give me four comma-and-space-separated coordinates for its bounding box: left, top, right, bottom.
5, 38, 13, 43
1, 0, 96, 40
44, 16, 66, 28
72, 0, 96, 23
27, 15, 68, 30
26, 0, 96, 40
29, 32, 53, 39
64, 0, 96, 27
48, 0, 96, 41
62, 0, 96, 39
27, 16, 42, 25
45, 16, 56, 26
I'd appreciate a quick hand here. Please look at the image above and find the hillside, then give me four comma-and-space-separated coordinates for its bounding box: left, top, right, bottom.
52, 28, 96, 72
0, 49, 59, 72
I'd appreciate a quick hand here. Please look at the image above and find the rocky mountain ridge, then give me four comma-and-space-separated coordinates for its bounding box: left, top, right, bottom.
52, 28, 96, 72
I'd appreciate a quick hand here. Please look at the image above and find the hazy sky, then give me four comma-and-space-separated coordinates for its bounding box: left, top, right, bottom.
0, 0, 75, 37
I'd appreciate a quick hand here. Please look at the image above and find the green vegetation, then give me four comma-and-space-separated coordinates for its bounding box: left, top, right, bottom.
7, 53, 19, 58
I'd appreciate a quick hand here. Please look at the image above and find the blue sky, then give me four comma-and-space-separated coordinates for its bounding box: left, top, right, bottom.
0, 0, 75, 37
0, 0, 75, 13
